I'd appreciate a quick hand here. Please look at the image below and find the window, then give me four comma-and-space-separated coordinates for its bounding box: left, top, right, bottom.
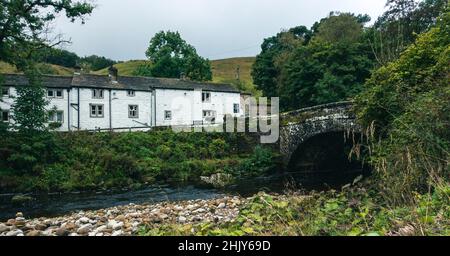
202, 110, 216, 118
128, 105, 138, 118
1, 87, 9, 97
92, 89, 104, 99
202, 92, 211, 103
47, 89, 63, 99
164, 110, 172, 120
90, 104, 104, 118
203, 110, 216, 124
1, 110, 9, 122
127, 90, 135, 97
48, 111, 64, 123
233, 103, 240, 114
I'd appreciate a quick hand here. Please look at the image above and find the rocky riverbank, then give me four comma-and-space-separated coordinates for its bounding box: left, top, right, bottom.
0, 196, 245, 236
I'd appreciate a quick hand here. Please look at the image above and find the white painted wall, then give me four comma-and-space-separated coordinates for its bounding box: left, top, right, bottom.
0, 86, 16, 126
1, 85, 242, 131
110, 89, 152, 129
154, 88, 242, 127
1, 86, 70, 131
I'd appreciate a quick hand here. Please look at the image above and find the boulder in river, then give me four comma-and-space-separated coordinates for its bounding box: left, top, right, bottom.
200, 172, 234, 188
11, 194, 34, 205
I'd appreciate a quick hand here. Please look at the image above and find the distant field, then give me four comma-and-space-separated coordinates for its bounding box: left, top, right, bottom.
211, 57, 259, 96
1, 57, 261, 95
211, 57, 255, 84
0, 61, 73, 76
92, 60, 150, 76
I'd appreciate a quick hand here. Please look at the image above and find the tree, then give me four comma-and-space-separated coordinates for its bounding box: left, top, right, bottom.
0, 1, 94, 132
36, 48, 80, 68
252, 13, 374, 111
137, 31, 212, 81
313, 12, 368, 44
11, 67, 49, 132
251, 26, 312, 97
355, 8, 450, 203
80, 55, 117, 71
370, 0, 448, 65
0, 0, 94, 68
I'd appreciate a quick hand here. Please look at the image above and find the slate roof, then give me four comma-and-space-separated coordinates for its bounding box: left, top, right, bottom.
1, 73, 240, 93
1, 73, 73, 88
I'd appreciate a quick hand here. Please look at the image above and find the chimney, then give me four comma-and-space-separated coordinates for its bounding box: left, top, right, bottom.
108, 66, 118, 83
74, 65, 82, 75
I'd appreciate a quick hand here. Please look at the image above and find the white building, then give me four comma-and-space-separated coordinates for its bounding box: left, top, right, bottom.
0, 69, 242, 131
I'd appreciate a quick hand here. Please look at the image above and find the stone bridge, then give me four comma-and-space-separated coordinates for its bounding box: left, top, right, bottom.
279, 101, 360, 167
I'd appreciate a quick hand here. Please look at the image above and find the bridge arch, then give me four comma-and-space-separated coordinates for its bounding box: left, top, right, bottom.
280, 102, 360, 167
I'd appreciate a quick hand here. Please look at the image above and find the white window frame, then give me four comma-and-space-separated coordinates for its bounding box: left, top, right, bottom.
164, 110, 172, 120
1, 87, 10, 98
48, 110, 64, 123
202, 110, 216, 118
47, 89, 64, 99
127, 90, 136, 97
92, 89, 104, 99
128, 105, 139, 118
1, 110, 9, 122
202, 92, 211, 103
203, 110, 217, 124
90, 104, 104, 118
233, 103, 240, 114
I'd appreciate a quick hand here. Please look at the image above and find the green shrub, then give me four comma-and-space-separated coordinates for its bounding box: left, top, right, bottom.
237, 146, 277, 177
354, 10, 450, 204
0, 128, 263, 192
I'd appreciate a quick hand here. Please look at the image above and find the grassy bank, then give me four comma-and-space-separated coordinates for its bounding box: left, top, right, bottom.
139, 180, 449, 236
0, 130, 278, 193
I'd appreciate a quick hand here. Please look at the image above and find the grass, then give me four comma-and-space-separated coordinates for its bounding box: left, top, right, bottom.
139, 180, 450, 236
211, 57, 259, 96
92, 60, 151, 76
0, 62, 18, 73
0, 61, 73, 76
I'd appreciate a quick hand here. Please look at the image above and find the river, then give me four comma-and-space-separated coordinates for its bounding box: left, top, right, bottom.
0, 170, 363, 221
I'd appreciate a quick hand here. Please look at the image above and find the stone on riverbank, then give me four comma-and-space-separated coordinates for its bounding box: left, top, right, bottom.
200, 173, 234, 188
0, 196, 247, 237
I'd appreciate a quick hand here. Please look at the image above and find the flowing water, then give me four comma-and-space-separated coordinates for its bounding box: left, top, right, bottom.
0, 170, 364, 221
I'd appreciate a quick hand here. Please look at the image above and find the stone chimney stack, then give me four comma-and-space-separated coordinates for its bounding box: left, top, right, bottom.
74, 65, 82, 75
108, 66, 118, 83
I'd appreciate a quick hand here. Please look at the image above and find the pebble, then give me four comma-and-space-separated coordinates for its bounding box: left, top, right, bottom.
77, 224, 93, 235
177, 216, 187, 223
217, 203, 226, 209
6, 229, 23, 236
0, 196, 247, 236
0, 224, 10, 233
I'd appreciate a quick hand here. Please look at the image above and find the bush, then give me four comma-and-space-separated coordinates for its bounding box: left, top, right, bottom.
0, 130, 262, 192
236, 146, 277, 177
354, 10, 450, 204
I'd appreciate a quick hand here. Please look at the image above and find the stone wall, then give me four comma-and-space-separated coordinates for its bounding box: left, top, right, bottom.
280, 101, 360, 166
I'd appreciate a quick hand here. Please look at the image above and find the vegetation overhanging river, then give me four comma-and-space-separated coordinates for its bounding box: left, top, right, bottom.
0, 169, 364, 221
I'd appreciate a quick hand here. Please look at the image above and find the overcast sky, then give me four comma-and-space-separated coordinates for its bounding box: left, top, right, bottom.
53, 0, 387, 61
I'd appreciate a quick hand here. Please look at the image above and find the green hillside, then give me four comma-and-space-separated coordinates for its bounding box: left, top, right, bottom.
0, 61, 74, 76
211, 57, 255, 84
92, 60, 150, 76
211, 57, 259, 96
